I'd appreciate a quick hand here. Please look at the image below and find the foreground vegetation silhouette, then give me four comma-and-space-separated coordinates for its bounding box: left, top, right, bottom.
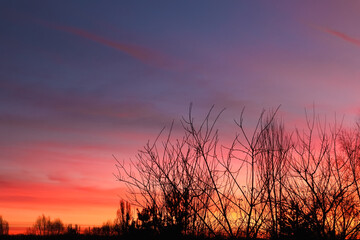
114, 106, 360, 240
5, 106, 360, 240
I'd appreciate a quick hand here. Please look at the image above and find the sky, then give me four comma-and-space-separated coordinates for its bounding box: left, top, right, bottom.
1, 0, 360, 234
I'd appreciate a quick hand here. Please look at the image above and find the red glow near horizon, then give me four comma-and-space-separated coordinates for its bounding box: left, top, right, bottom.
1, 176, 127, 234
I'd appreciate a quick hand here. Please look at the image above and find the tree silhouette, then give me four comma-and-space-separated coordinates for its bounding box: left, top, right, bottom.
114, 200, 134, 234
0, 216, 9, 235
32, 214, 65, 235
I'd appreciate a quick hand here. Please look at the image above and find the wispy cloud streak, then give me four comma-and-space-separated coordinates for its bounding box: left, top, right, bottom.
0, 79, 169, 128
3, 9, 182, 70
31, 18, 181, 70
314, 25, 360, 47
51, 25, 173, 68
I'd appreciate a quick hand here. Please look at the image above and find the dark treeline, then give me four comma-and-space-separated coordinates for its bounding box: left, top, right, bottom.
1, 206, 229, 239
114, 106, 360, 240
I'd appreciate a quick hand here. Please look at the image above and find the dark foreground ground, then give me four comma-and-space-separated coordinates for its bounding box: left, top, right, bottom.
0, 235, 241, 240
2, 236, 121, 240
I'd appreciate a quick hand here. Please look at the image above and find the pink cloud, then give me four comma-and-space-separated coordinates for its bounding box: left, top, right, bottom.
313, 24, 360, 47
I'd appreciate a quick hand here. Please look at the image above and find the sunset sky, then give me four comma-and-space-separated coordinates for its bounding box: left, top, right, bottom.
1, 1, 360, 234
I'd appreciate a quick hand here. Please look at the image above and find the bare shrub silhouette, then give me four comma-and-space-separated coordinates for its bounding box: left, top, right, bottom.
114, 106, 224, 237
115, 106, 360, 240
281, 111, 360, 240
